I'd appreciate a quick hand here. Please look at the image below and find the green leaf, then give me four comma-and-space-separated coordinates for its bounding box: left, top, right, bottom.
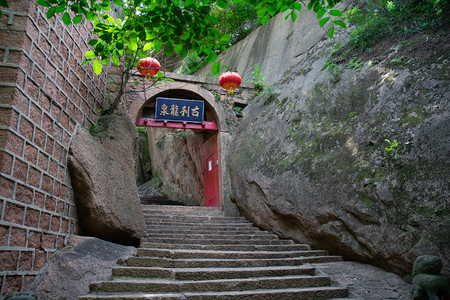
174, 44, 182, 54
164, 43, 173, 57
128, 40, 137, 51
317, 8, 326, 19
84, 51, 96, 58
208, 52, 217, 64
220, 34, 231, 43
81, 59, 92, 65
292, 2, 302, 11
203, 47, 211, 56
36, 0, 50, 8
62, 12, 72, 26
143, 42, 153, 51
217, 0, 227, 9
112, 0, 123, 6
319, 17, 330, 28
137, 51, 147, 58
154, 40, 162, 52
280, 5, 289, 13
180, 47, 188, 58
212, 62, 220, 76
111, 55, 120, 66
88, 39, 98, 46
261, 14, 270, 25
328, 26, 335, 39
55, 5, 66, 13
313, 3, 321, 13
73, 15, 82, 24
291, 11, 297, 23
332, 19, 347, 28
329, 9, 342, 16
208, 16, 218, 24
257, 7, 267, 19
93, 59, 102, 75
46, 7, 57, 19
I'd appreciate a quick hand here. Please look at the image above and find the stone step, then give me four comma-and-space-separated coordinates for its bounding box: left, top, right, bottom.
139, 242, 312, 251
146, 223, 256, 230
79, 286, 348, 299
143, 214, 236, 220
89, 275, 332, 293
79, 205, 348, 300
145, 221, 255, 228
143, 232, 279, 240
126, 256, 342, 268
142, 213, 244, 219
141, 205, 223, 216
146, 227, 264, 235
140, 237, 294, 245
140, 198, 187, 206
144, 218, 249, 225
111, 266, 317, 280
136, 248, 329, 259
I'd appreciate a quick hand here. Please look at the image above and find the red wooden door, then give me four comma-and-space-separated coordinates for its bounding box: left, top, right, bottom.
202, 134, 219, 207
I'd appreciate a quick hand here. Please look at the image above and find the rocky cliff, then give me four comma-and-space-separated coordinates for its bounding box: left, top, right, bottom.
146, 128, 204, 206
224, 7, 449, 278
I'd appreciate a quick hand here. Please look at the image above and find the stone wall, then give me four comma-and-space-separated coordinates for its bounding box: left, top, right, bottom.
0, 1, 108, 296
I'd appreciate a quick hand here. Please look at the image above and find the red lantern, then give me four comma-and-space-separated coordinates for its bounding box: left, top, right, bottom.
137, 57, 160, 79
219, 71, 241, 94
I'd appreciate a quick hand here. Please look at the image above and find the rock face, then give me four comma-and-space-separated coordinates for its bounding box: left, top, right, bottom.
67, 114, 146, 246
31, 235, 136, 300
227, 7, 449, 277
146, 127, 204, 206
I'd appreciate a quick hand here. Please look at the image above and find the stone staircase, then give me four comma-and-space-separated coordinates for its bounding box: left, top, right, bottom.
79, 205, 348, 299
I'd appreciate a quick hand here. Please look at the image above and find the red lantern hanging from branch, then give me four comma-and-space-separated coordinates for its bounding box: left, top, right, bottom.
137, 57, 160, 79
219, 71, 241, 94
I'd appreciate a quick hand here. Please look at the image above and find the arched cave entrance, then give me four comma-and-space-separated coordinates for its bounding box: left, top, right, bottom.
129, 82, 235, 213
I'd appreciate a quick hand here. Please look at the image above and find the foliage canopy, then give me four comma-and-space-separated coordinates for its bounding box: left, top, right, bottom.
33, 0, 346, 75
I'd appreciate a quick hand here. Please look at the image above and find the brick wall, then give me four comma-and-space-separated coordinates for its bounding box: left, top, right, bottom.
0, 1, 108, 296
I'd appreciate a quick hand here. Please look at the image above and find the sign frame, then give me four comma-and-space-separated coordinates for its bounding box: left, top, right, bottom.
155, 97, 205, 124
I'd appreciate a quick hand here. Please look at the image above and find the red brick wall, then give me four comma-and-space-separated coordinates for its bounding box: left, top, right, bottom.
0, 1, 108, 295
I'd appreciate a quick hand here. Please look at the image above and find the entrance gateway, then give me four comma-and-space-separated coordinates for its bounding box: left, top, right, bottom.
136, 97, 220, 207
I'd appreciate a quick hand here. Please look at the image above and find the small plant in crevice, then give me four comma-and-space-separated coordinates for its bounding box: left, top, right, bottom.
322, 58, 341, 83
348, 111, 359, 125
248, 63, 281, 106
232, 106, 243, 117
251, 63, 264, 92
89, 113, 121, 139
214, 92, 221, 102
263, 84, 281, 106
384, 138, 400, 160
346, 57, 364, 69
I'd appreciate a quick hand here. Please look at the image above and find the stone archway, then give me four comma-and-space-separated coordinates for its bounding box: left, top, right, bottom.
129, 81, 239, 216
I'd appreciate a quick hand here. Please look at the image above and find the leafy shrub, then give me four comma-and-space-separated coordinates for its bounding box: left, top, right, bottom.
346, 0, 449, 51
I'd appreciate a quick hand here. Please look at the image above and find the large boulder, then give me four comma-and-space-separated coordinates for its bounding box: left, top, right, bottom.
227, 9, 449, 277
146, 127, 204, 206
31, 235, 136, 300
68, 114, 146, 246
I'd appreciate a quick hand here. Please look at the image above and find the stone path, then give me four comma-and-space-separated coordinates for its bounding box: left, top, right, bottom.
313, 261, 412, 299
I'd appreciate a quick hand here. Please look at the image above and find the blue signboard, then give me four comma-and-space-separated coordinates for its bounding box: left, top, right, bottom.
155, 97, 204, 124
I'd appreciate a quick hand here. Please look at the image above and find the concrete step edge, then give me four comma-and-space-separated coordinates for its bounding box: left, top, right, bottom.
138, 243, 312, 251
79, 286, 348, 299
